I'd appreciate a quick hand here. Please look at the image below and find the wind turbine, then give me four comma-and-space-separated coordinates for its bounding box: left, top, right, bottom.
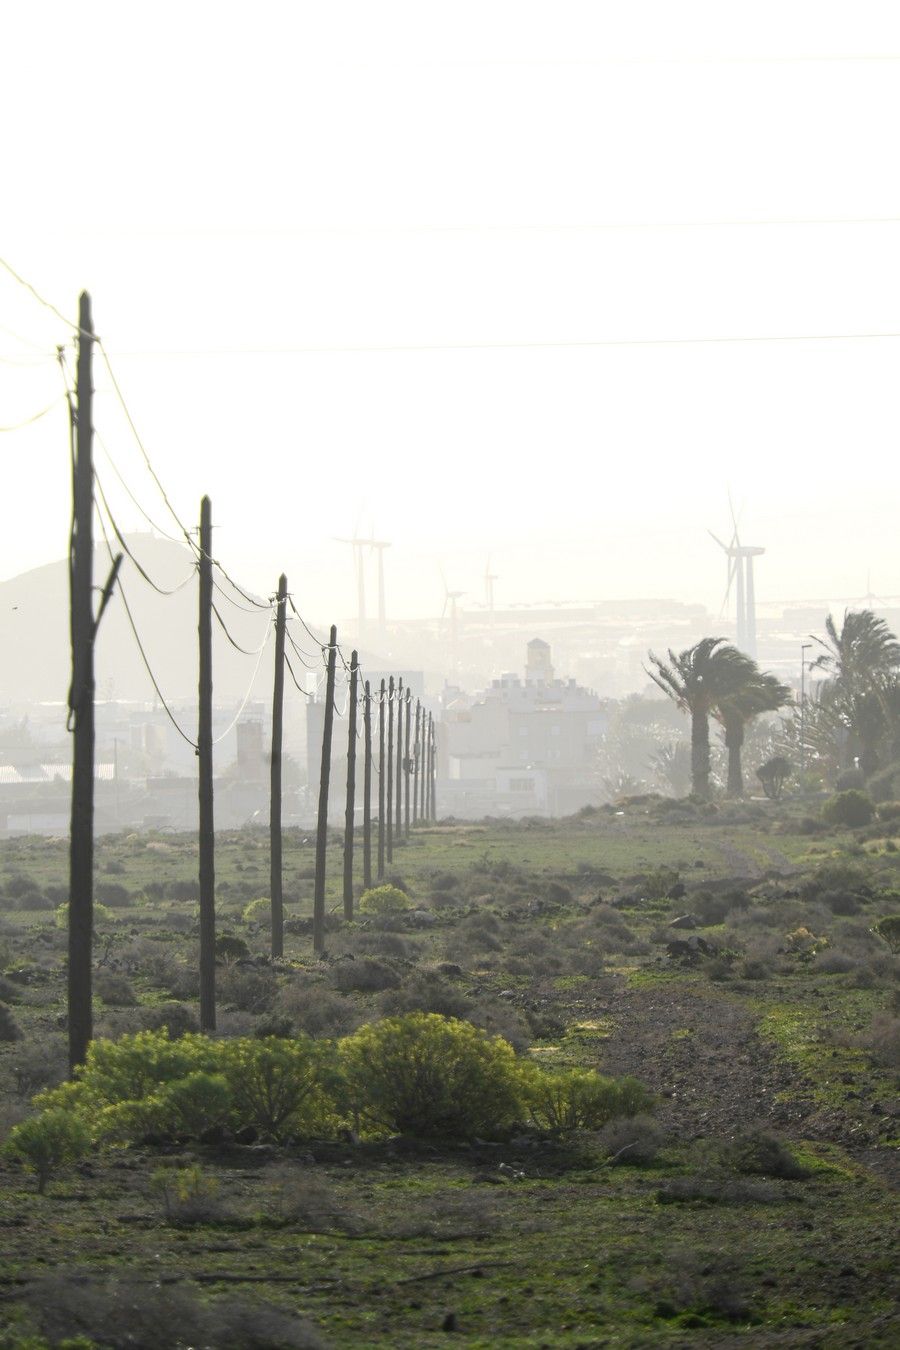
334, 533, 367, 629
709, 502, 765, 658
439, 568, 465, 668
483, 556, 498, 630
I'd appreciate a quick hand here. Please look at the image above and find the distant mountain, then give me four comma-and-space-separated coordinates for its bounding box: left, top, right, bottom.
0, 535, 287, 706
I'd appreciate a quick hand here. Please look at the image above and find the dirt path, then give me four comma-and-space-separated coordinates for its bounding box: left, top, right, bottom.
595, 983, 794, 1142
590, 981, 897, 1186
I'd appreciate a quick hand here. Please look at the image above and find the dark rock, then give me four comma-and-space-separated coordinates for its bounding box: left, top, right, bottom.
235, 1125, 259, 1146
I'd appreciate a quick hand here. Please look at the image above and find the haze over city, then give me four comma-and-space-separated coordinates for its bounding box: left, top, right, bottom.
3, 1, 900, 629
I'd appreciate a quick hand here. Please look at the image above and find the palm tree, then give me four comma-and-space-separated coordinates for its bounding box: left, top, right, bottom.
714, 671, 792, 797
645, 638, 757, 798
812, 610, 900, 774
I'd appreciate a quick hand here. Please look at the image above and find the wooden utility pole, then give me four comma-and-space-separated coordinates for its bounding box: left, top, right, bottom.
68, 292, 122, 1072
426, 712, 435, 821
412, 699, 421, 826
313, 626, 338, 955
198, 496, 216, 1032
395, 677, 403, 839
404, 687, 412, 838
386, 675, 394, 864
363, 679, 372, 888
342, 650, 359, 920
269, 574, 287, 958
431, 715, 437, 820
419, 705, 427, 823
377, 679, 386, 878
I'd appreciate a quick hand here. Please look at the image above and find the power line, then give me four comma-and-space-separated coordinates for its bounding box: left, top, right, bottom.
211, 574, 273, 613
0, 257, 92, 338
96, 340, 198, 549
212, 622, 273, 745
94, 430, 190, 545
212, 602, 271, 656
284, 650, 314, 696
209, 559, 272, 611
96, 507, 198, 749
94, 474, 197, 597
99, 329, 900, 358
0, 396, 64, 432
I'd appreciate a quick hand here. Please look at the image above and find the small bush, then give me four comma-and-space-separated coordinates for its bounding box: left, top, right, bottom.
150, 1162, 228, 1224
142, 1002, 199, 1039
520, 1065, 653, 1134
14, 890, 54, 911
725, 1129, 808, 1179
12, 1037, 68, 1098
95, 882, 134, 908
95, 971, 138, 1006
339, 1013, 522, 1139
242, 897, 273, 927
330, 957, 401, 994
55, 900, 116, 928
822, 789, 875, 828
597, 1113, 664, 1165
876, 799, 900, 823
216, 933, 251, 962
265, 1166, 357, 1232
814, 949, 857, 975
3, 1108, 91, 1193
874, 914, 900, 953
359, 884, 410, 915
26, 1273, 325, 1350
276, 982, 362, 1038
0, 1002, 22, 1042
856, 1013, 900, 1068
217, 963, 277, 1013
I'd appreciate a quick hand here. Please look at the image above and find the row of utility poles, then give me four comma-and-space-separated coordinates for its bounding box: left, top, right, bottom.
67, 293, 438, 1067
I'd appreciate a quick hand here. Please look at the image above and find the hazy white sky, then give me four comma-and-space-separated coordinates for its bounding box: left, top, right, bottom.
3, 2, 900, 625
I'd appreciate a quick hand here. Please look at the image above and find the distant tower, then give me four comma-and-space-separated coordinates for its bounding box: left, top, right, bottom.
709, 516, 765, 660
526, 638, 554, 684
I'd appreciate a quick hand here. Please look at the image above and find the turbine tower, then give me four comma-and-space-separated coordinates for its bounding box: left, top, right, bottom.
334, 536, 367, 630
483, 556, 499, 631
335, 532, 391, 637
709, 512, 765, 659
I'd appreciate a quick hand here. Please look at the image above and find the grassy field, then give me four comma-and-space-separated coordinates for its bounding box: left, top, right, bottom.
0, 798, 898, 1347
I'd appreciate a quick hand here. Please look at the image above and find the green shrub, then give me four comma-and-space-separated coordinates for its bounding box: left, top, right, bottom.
519, 1065, 653, 1134
54, 901, 115, 929
242, 897, 273, 927
822, 790, 875, 828
36, 1029, 221, 1140
873, 915, 900, 954
339, 1013, 521, 1139
3, 1108, 91, 1193
218, 1036, 336, 1143
359, 885, 410, 916
876, 800, 900, 824
160, 1071, 231, 1136
215, 933, 251, 962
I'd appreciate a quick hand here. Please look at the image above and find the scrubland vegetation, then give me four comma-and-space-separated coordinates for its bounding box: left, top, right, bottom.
0, 796, 898, 1346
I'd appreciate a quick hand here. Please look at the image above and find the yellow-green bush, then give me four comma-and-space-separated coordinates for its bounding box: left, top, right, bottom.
241, 896, 272, 927
3, 1108, 91, 1193
339, 1012, 521, 1139
519, 1065, 653, 1133
359, 885, 410, 916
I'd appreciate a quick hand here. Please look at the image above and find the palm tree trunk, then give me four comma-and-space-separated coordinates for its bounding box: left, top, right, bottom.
691, 709, 710, 798
725, 717, 744, 797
